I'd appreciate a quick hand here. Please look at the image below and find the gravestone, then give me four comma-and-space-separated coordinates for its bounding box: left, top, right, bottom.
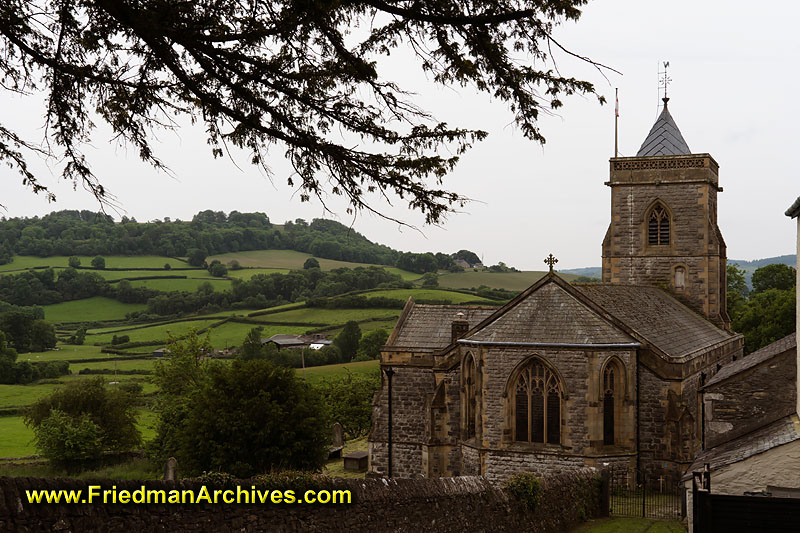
328, 422, 344, 459
163, 457, 178, 481
343, 451, 368, 472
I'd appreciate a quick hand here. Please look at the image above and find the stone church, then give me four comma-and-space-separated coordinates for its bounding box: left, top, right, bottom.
368, 99, 745, 483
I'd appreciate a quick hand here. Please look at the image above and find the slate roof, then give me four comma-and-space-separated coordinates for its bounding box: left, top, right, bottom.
390, 304, 497, 350
465, 282, 635, 345
786, 196, 800, 218
636, 103, 691, 157
683, 414, 800, 480
705, 333, 796, 388
574, 284, 735, 359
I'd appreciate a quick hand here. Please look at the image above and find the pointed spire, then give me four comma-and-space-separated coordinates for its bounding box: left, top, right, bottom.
636, 101, 690, 157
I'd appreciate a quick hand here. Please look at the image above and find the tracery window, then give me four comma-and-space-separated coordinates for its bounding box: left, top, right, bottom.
513, 360, 562, 445
648, 204, 670, 245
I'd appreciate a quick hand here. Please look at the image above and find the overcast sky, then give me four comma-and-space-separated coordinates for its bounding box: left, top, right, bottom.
2, 0, 798, 270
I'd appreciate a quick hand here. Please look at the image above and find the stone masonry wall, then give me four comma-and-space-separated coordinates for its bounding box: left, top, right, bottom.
0, 471, 604, 533
704, 349, 796, 449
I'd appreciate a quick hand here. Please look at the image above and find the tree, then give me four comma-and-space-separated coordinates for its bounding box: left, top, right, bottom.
164, 263, 172, 270
453, 250, 481, 266
30, 320, 56, 352
1, 1, 606, 222
733, 287, 796, 354
239, 326, 265, 360
187, 248, 207, 267
208, 261, 228, 278
25, 377, 141, 463
334, 321, 362, 362
751, 264, 796, 294
68, 256, 81, 268
420, 271, 439, 288
727, 263, 748, 321
355, 329, 389, 361
91, 256, 106, 269
304, 258, 320, 270
150, 334, 329, 477
315, 371, 380, 439
31, 409, 103, 471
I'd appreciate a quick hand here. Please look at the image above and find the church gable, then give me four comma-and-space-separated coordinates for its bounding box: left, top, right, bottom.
464, 279, 635, 345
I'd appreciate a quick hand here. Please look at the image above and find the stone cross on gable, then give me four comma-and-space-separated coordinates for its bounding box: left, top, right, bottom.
544, 254, 558, 272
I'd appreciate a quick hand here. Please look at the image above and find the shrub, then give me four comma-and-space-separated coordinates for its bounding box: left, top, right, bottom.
505, 472, 542, 511
68, 256, 81, 268
32, 409, 103, 470
91, 256, 106, 269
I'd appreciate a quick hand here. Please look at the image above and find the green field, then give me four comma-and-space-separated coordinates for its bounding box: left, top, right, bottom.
0, 255, 187, 272
251, 307, 400, 325
128, 277, 231, 292
43, 297, 147, 323
227, 268, 291, 280
18, 344, 110, 363
201, 321, 309, 349
0, 417, 35, 458
301, 359, 379, 383
74, 359, 157, 372
437, 270, 578, 291
363, 288, 496, 303
86, 319, 225, 344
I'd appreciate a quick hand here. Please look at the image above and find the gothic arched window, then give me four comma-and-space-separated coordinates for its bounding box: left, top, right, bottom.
602, 359, 626, 446
648, 203, 670, 245
513, 359, 562, 445
463, 355, 477, 439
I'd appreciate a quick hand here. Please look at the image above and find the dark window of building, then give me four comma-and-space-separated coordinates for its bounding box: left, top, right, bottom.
512, 359, 562, 445
648, 204, 670, 245
464, 355, 477, 438
603, 366, 616, 445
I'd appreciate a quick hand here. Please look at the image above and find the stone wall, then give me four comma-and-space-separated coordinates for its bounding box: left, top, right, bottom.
0, 470, 604, 533
704, 349, 796, 449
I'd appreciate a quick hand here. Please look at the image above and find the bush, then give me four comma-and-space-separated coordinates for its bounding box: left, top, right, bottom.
91, 256, 106, 269
314, 371, 379, 439
505, 472, 542, 511
334, 321, 361, 362
111, 334, 131, 345
303, 257, 320, 269
25, 377, 141, 462
68, 256, 81, 268
164, 263, 172, 270
32, 409, 103, 470
356, 328, 388, 360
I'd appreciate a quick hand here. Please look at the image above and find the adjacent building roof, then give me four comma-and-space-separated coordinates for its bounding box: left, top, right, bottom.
636, 102, 691, 157
262, 334, 332, 346
389, 304, 497, 350
574, 284, 735, 359
786, 196, 800, 218
704, 333, 796, 388
683, 414, 800, 481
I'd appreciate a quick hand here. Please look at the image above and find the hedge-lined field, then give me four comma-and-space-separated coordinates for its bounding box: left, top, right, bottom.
362, 288, 496, 304
437, 270, 578, 291
248, 307, 400, 325
128, 277, 231, 292
0, 255, 186, 271
42, 297, 147, 323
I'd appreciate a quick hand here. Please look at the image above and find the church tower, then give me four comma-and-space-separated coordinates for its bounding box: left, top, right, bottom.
601, 98, 730, 329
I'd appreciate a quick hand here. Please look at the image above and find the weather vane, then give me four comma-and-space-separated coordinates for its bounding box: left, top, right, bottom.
544, 254, 558, 273
659, 61, 671, 104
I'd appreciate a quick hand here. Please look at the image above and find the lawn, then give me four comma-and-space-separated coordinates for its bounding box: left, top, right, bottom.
363, 288, 496, 304
0, 416, 35, 458
0, 255, 187, 271
324, 437, 368, 479
128, 277, 231, 292
569, 518, 686, 533
43, 297, 147, 323
437, 270, 578, 291
251, 307, 400, 325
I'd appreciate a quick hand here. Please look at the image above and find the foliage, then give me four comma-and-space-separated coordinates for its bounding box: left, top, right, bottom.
505, 472, 542, 511
335, 321, 362, 362
314, 371, 380, 439
227, 259, 242, 270
150, 333, 330, 477
355, 329, 389, 361
0, 311, 57, 352
68, 256, 81, 268
31, 409, 103, 470
751, 263, 796, 294
239, 326, 265, 360
420, 272, 439, 288
91, 256, 106, 269
453, 250, 481, 266
732, 286, 796, 354
67, 326, 87, 345
25, 377, 141, 459
111, 334, 131, 345
304, 257, 320, 270
727, 263, 748, 320
164, 263, 171, 270
30, 320, 57, 352
1, 2, 604, 223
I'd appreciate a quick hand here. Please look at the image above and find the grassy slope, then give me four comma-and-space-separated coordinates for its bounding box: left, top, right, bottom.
301, 359, 379, 384
128, 277, 231, 292
249, 307, 399, 324
437, 270, 579, 291
0, 255, 187, 271
43, 297, 147, 323
363, 288, 496, 303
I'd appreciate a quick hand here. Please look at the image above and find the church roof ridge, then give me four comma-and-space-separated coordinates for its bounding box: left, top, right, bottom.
636, 102, 691, 157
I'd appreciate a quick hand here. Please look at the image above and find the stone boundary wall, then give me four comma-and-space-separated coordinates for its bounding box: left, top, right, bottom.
0, 469, 603, 532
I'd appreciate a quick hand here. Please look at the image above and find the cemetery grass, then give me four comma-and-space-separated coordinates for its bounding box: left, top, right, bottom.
569, 517, 686, 533
323, 437, 368, 479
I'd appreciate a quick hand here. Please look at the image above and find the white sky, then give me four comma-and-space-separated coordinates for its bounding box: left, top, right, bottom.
1, 0, 798, 270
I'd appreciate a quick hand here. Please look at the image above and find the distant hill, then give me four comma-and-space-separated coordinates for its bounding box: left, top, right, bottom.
561, 255, 796, 289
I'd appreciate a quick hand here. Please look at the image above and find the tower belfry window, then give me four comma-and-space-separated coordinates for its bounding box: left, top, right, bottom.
648, 204, 670, 245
